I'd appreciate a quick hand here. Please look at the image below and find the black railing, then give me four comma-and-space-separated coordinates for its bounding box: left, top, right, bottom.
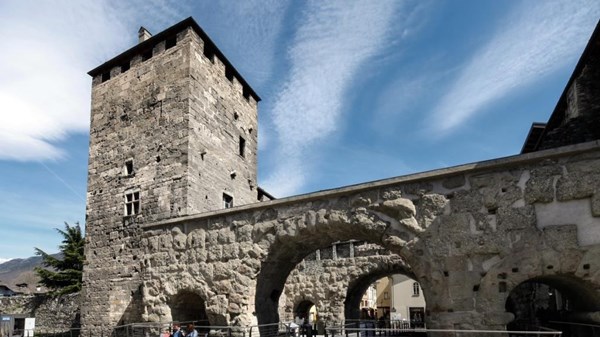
546, 321, 600, 337
11, 321, 568, 337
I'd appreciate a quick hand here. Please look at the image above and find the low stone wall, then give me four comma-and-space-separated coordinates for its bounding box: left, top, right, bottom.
0, 293, 80, 331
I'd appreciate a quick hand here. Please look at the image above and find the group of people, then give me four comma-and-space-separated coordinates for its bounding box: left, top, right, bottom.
162, 323, 198, 337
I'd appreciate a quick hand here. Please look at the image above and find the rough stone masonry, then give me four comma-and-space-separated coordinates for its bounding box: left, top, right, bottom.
81, 17, 600, 335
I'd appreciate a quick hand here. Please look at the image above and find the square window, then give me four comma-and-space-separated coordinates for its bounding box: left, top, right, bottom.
203, 44, 215, 62
223, 193, 233, 209
165, 37, 177, 50
125, 191, 140, 216
225, 67, 234, 82
121, 62, 130, 73
242, 87, 250, 101
142, 50, 153, 62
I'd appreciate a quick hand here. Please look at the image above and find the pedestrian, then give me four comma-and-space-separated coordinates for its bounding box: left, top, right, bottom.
302, 316, 312, 337
185, 324, 198, 337
172, 323, 182, 337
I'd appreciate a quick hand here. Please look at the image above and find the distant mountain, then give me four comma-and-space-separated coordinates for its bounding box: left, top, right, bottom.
0, 254, 60, 294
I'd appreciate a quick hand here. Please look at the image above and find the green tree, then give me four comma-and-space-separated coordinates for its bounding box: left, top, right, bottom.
34, 222, 85, 295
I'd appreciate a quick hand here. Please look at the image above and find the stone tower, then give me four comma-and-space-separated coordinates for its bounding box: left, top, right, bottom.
82, 17, 260, 331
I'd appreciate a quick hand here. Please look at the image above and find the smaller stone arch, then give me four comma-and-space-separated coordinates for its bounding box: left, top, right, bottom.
169, 291, 209, 325
344, 266, 421, 322
505, 275, 600, 331
294, 299, 317, 321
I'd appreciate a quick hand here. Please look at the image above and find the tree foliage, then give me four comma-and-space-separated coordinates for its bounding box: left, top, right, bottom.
34, 222, 85, 295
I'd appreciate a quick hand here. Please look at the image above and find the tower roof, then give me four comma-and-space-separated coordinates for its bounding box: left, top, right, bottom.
88, 17, 261, 102
521, 19, 600, 153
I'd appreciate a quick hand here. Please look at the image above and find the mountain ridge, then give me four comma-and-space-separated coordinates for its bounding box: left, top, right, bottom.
0, 253, 60, 294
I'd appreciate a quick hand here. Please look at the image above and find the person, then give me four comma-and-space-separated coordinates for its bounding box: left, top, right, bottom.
288, 321, 299, 337
171, 323, 182, 337
359, 309, 368, 337
302, 316, 312, 337
185, 324, 198, 337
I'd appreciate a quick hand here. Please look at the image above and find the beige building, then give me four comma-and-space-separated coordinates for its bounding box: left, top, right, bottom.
360, 284, 377, 309
374, 274, 426, 327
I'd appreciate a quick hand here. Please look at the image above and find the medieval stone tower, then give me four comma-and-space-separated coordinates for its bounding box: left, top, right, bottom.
82, 17, 260, 330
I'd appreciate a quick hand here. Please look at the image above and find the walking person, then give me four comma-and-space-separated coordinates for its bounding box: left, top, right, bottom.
172, 323, 182, 337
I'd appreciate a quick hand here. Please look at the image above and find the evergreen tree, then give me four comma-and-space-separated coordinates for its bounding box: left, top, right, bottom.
34, 222, 85, 295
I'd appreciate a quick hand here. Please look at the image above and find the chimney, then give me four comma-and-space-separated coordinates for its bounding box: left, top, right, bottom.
138, 26, 152, 43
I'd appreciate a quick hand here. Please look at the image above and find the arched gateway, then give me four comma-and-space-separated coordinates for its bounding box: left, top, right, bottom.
81, 17, 600, 335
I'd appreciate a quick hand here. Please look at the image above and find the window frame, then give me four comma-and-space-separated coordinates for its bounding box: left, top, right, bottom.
124, 190, 140, 217
223, 193, 234, 209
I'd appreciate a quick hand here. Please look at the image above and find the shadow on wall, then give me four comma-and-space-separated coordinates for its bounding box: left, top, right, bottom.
117, 286, 144, 327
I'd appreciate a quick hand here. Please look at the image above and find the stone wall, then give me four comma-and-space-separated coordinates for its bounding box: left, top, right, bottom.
0, 293, 80, 331
131, 142, 600, 333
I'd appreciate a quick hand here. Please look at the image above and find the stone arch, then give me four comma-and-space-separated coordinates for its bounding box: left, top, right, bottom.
280, 243, 418, 323
142, 277, 231, 327
294, 299, 316, 320
344, 262, 418, 321
255, 194, 425, 329
169, 290, 208, 324
505, 275, 600, 330
470, 238, 600, 331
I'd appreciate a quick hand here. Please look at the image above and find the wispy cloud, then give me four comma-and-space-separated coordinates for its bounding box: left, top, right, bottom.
0, 1, 189, 162
263, 1, 401, 196
429, 0, 600, 135
189, 1, 289, 88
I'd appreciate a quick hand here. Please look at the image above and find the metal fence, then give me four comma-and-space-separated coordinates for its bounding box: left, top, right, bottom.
325, 322, 563, 337
111, 322, 244, 337
3, 321, 571, 337
545, 321, 600, 337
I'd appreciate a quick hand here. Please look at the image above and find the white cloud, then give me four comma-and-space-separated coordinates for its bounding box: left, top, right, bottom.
0, 1, 188, 162
263, 1, 401, 197
429, 0, 600, 135
0, 258, 13, 264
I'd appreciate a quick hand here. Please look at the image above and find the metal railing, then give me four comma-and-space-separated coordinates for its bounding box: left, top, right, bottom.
111, 322, 243, 337
7, 321, 570, 337
546, 321, 600, 337
247, 322, 290, 337
11, 327, 81, 337
325, 324, 562, 337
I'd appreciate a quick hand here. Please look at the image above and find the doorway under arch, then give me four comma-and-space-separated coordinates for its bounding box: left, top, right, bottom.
346, 271, 426, 328
169, 291, 209, 325
295, 300, 316, 322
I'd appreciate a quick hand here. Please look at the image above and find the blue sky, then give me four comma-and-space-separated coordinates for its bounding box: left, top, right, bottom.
0, 0, 599, 261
